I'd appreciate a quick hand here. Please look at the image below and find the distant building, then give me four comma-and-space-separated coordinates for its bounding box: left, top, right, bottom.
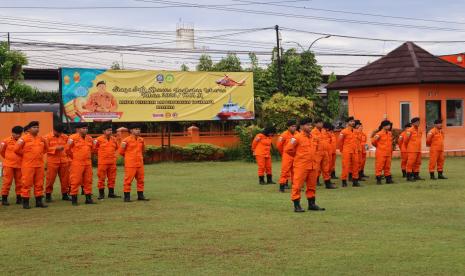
176, 23, 195, 50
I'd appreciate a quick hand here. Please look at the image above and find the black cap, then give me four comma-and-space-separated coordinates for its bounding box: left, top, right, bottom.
354, 120, 361, 126
12, 126, 23, 134
23, 123, 30, 131
434, 119, 443, 124
75, 122, 88, 129
53, 123, 64, 133
300, 117, 312, 125
404, 123, 411, 129
286, 119, 297, 127
96, 80, 106, 86
346, 116, 355, 123
323, 122, 333, 130
28, 121, 39, 127
263, 126, 277, 135
411, 117, 420, 123
381, 120, 391, 127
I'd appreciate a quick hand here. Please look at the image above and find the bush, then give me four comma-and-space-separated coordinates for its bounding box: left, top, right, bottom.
235, 124, 262, 162
9, 83, 59, 103
223, 146, 242, 161
185, 143, 224, 161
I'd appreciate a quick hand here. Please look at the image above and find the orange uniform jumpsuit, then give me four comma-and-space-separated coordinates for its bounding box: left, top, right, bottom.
404, 126, 423, 173
67, 134, 93, 196
397, 131, 408, 172
14, 133, 47, 198
339, 126, 360, 180
311, 128, 331, 181
358, 131, 367, 174
277, 130, 297, 185
94, 135, 118, 189
44, 132, 70, 194
1, 136, 22, 196
371, 130, 393, 177
329, 132, 337, 174
285, 132, 319, 201
426, 127, 445, 173
119, 135, 145, 192
251, 133, 272, 176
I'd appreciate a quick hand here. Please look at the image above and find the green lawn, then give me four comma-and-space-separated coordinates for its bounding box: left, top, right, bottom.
1, 157, 464, 275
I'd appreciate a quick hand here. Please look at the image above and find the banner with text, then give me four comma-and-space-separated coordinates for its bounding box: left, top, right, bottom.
61, 68, 254, 122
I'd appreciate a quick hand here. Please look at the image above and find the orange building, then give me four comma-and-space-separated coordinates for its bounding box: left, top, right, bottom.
327, 42, 465, 153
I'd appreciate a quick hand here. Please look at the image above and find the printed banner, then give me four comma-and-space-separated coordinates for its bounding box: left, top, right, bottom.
61, 68, 254, 122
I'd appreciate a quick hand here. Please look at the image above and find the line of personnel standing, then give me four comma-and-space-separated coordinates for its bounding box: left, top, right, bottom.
252, 116, 447, 213
1, 121, 150, 209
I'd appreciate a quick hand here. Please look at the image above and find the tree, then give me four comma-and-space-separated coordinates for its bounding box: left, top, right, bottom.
111, 61, 121, 70
262, 92, 316, 131
196, 54, 213, 71
213, 53, 242, 72
0, 42, 28, 97
326, 72, 340, 120
180, 64, 189, 71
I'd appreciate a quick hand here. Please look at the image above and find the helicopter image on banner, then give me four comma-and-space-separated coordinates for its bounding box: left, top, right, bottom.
214, 75, 246, 87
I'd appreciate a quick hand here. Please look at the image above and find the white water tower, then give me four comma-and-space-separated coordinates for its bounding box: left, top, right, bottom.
176, 22, 195, 49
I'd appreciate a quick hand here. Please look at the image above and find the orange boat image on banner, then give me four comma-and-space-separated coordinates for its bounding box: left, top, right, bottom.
216, 95, 253, 120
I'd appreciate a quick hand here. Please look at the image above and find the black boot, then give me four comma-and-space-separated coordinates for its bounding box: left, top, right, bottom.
124, 192, 131, 202
108, 188, 121, 198
279, 184, 286, 193
402, 170, 407, 178
352, 179, 361, 187
342, 180, 347, 187
35, 196, 48, 208
284, 180, 290, 189
258, 176, 265, 185
348, 173, 353, 181
360, 170, 368, 178
45, 193, 52, 203
430, 172, 437, 180
325, 180, 337, 189
293, 199, 305, 213
98, 188, 105, 200
386, 175, 394, 184
85, 194, 96, 204
16, 194, 21, 205
1, 195, 9, 206
62, 193, 70, 201
71, 195, 78, 206
414, 172, 424, 181
81, 186, 85, 195
22, 197, 31, 209
331, 171, 338, 179
376, 176, 382, 185
407, 172, 416, 182
308, 197, 325, 211
438, 171, 448, 180
266, 174, 276, 184
137, 191, 150, 201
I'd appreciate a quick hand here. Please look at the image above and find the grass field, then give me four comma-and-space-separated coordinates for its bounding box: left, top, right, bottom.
1, 157, 465, 275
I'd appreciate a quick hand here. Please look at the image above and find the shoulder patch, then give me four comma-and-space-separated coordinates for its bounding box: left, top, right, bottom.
290, 137, 297, 145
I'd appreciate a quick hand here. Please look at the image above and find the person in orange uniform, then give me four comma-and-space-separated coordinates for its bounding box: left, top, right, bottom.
66, 122, 95, 205
119, 123, 149, 202
285, 118, 325, 212
14, 121, 48, 209
404, 117, 424, 182
251, 126, 276, 185
325, 123, 338, 180
371, 120, 394, 184
331, 123, 343, 179
311, 119, 336, 189
338, 117, 360, 187
397, 123, 411, 178
355, 121, 369, 180
94, 124, 120, 200
427, 119, 447, 180
44, 124, 70, 202
277, 119, 298, 192
1, 126, 24, 206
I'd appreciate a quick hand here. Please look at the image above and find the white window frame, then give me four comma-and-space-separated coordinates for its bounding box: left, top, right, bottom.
445, 98, 464, 128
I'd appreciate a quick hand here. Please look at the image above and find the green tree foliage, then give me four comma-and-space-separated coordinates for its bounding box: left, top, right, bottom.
213, 53, 242, 72
235, 124, 263, 162
111, 61, 121, 70
0, 42, 28, 97
180, 64, 189, 71
327, 72, 340, 120
261, 92, 316, 131
196, 54, 213, 71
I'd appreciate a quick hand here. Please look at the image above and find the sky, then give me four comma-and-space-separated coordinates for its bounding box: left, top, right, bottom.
1, 0, 465, 74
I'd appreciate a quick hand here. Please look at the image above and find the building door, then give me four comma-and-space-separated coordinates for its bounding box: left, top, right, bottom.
425, 100, 441, 131
400, 102, 410, 128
